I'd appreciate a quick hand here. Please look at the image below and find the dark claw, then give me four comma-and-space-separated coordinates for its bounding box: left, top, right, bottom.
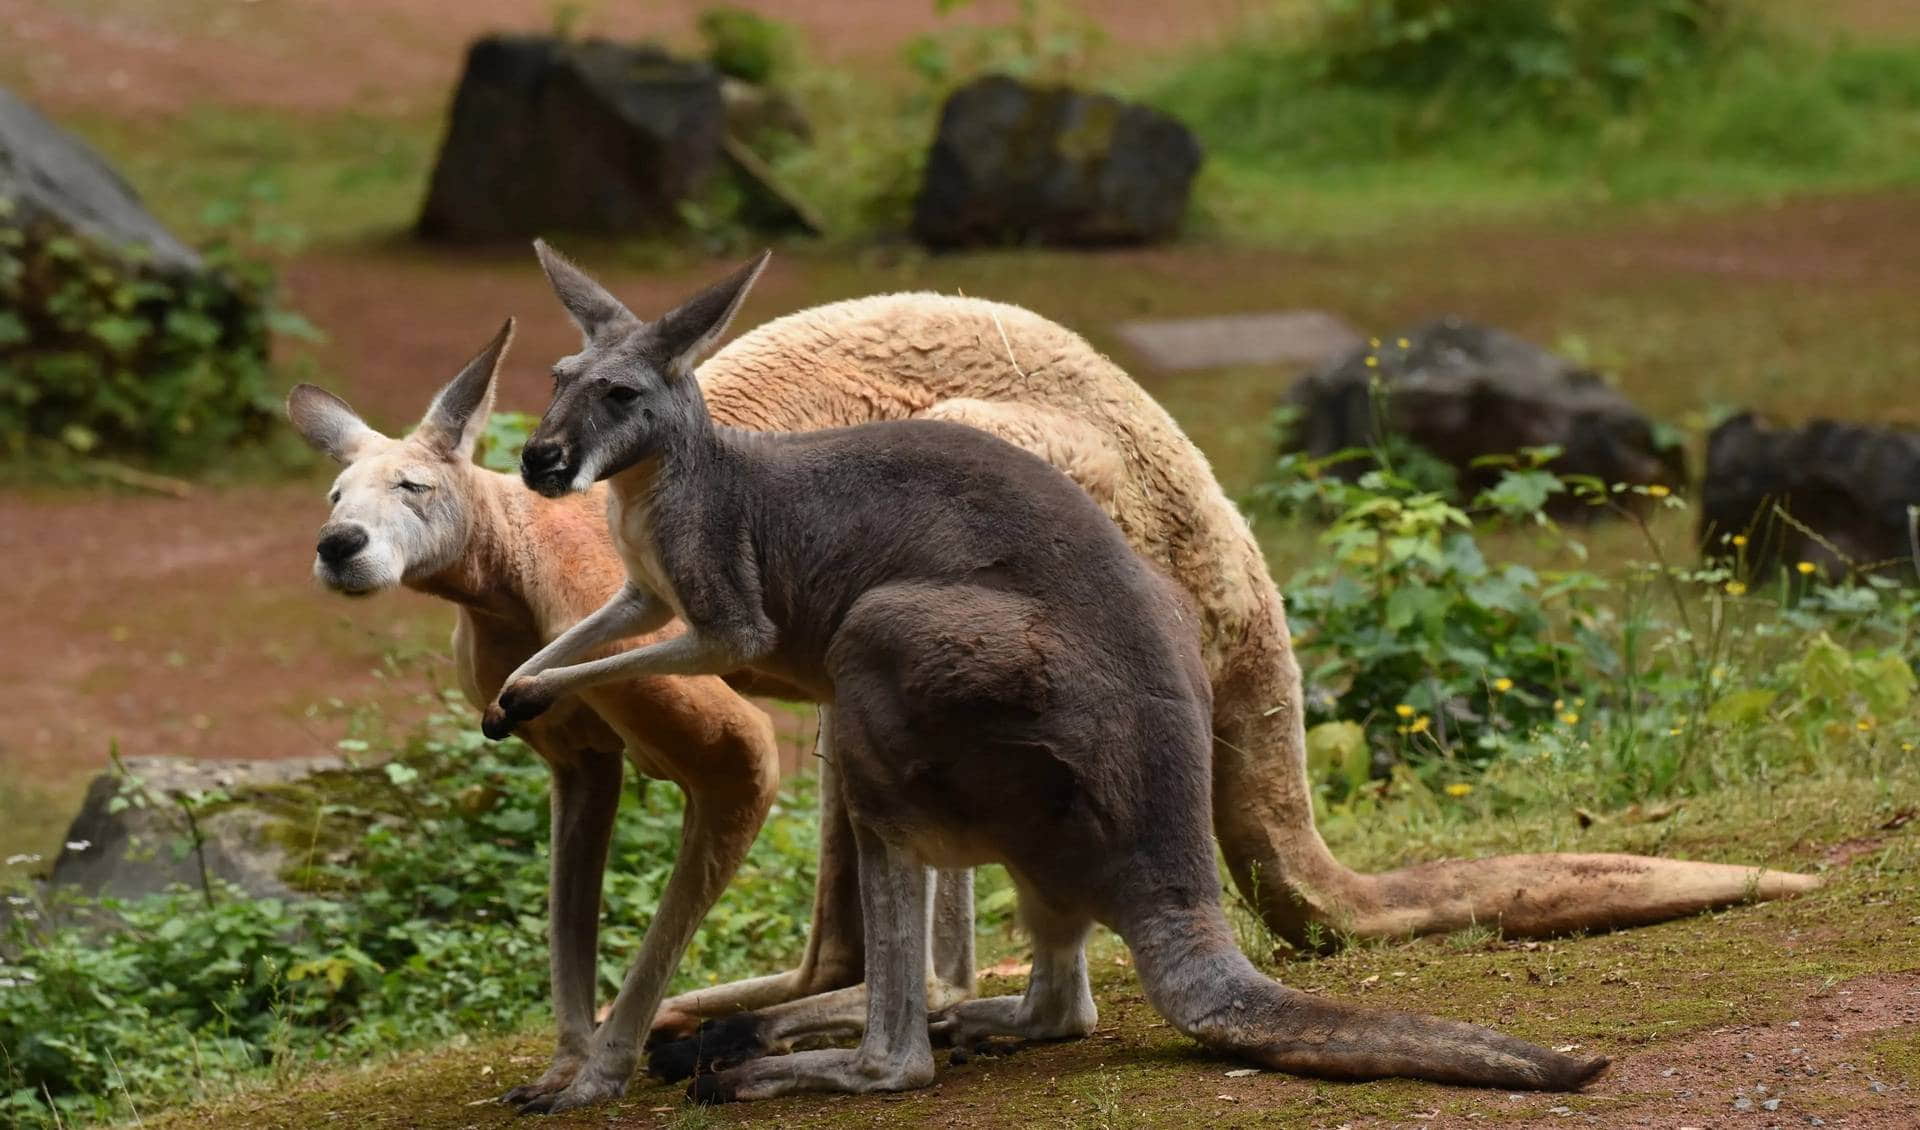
482, 703, 515, 741
647, 1013, 775, 1083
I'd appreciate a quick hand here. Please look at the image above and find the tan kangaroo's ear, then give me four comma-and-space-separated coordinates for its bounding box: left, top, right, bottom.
286, 384, 384, 463
421, 318, 514, 461
649, 249, 771, 380
533, 239, 639, 343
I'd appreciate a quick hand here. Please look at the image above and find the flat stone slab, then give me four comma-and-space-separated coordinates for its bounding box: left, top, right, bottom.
1115, 310, 1364, 372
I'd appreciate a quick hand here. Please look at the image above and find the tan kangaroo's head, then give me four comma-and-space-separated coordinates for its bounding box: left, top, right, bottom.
520, 240, 768, 497
285, 320, 514, 596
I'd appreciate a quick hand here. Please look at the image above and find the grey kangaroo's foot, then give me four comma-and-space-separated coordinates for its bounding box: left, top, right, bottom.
688, 1045, 936, 1105
648, 977, 973, 1083
498, 1056, 582, 1107
508, 1055, 634, 1115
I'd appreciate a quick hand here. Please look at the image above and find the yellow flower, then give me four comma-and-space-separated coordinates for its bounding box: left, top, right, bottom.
1395, 704, 1415, 718
1903, 742, 1915, 752
1796, 561, 1817, 576
1857, 718, 1875, 732
1492, 677, 1514, 693
1724, 580, 1748, 596
1553, 698, 1565, 711
1646, 484, 1671, 498
1668, 726, 1683, 736
1409, 715, 1431, 735
1560, 711, 1580, 725
1369, 337, 1382, 348
1396, 337, 1411, 349
1731, 534, 1749, 548
1365, 355, 1380, 368
1444, 783, 1473, 798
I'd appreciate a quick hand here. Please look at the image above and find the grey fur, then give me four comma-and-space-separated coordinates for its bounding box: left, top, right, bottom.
488, 251, 1609, 1107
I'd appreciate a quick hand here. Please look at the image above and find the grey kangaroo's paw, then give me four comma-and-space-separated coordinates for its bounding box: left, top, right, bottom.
509, 1072, 627, 1116
498, 1056, 583, 1108
647, 1013, 778, 1083
482, 676, 554, 740
687, 1047, 934, 1104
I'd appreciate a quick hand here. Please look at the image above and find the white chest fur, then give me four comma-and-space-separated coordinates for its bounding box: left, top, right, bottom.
608, 487, 685, 619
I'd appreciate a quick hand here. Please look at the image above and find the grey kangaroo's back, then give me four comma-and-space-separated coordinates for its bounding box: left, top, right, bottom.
701, 418, 1599, 1091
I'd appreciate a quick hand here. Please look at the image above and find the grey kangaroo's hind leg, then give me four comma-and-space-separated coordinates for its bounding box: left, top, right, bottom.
691, 819, 936, 1102
648, 865, 974, 1082
931, 880, 1095, 1049
501, 749, 623, 1105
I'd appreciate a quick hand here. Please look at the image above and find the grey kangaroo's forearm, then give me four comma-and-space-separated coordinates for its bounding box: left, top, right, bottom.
533, 627, 753, 698
510, 584, 670, 684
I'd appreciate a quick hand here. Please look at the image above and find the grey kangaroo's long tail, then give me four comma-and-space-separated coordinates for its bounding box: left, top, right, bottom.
1123, 904, 1609, 1090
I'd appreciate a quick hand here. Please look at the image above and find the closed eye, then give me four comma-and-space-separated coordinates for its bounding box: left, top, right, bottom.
607, 385, 641, 404
396, 480, 432, 494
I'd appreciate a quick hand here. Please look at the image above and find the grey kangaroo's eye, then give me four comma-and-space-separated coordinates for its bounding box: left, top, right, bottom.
607, 385, 641, 405
397, 480, 432, 494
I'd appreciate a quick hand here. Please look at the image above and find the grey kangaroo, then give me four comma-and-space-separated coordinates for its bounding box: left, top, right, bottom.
481, 246, 1608, 1106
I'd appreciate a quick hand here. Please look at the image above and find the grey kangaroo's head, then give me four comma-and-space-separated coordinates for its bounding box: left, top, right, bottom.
521, 241, 769, 497
285, 320, 514, 595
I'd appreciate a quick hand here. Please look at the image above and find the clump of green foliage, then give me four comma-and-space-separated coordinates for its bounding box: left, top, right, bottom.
1255, 424, 1919, 815
0, 198, 316, 467
1315, 0, 1742, 116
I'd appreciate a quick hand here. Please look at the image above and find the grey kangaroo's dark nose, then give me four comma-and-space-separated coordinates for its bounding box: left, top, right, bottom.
317, 524, 369, 564
522, 440, 567, 475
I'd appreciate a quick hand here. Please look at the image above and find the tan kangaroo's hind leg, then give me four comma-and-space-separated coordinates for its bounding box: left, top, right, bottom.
690, 821, 937, 1102
500, 749, 623, 1105
1209, 589, 1820, 947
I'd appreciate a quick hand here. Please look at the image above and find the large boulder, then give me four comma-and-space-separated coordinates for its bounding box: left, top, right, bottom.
912, 75, 1202, 249
1702, 413, 1920, 582
417, 37, 727, 242
45, 756, 348, 904
0, 88, 201, 274
1284, 317, 1685, 517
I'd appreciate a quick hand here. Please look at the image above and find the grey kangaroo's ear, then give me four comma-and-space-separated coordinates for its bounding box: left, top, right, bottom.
533, 239, 639, 343
420, 318, 515, 461
650, 250, 771, 379
287, 384, 384, 463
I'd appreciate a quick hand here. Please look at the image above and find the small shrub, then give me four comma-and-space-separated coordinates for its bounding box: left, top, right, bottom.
698, 6, 798, 85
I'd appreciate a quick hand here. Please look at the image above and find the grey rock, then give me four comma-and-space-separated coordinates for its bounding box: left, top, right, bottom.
48, 755, 346, 903
1283, 316, 1686, 519
1702, 413, 1920, 583
1733, 1096, 1754, 1111
418, 36, 726, 242
0, 86, 198, 272
1762, 1099, 1781, 1111
913, 74, 1201, 248
1115, 311, 1363, 372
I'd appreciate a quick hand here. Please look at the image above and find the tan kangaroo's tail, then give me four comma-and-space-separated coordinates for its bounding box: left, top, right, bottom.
1208, 582, 1821, 947
1124, 904, 1609, 1090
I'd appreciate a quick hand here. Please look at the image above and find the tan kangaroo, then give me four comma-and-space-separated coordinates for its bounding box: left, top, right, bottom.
484, 248, 1609, 1106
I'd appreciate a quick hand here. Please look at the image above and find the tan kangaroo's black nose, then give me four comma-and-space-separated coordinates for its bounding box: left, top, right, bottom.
317, 523, 369, 565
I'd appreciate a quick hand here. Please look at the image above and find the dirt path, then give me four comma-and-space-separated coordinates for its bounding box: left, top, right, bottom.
0, 0, 1248, 118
